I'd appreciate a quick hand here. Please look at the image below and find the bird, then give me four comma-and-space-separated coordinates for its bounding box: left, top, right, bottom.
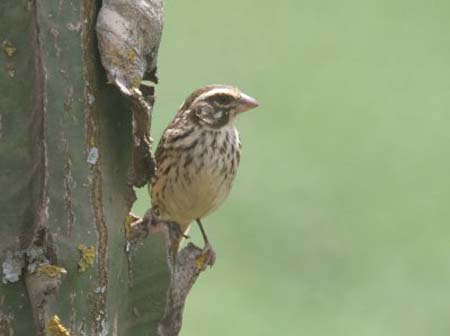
149, 84, 258, 265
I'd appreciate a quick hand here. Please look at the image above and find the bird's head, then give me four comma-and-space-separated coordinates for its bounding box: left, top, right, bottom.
181, 84, 259, 128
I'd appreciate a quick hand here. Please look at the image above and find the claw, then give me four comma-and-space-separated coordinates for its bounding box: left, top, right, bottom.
196, 242, 216, 271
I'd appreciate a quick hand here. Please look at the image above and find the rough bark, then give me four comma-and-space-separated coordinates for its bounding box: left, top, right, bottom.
0, 1, 207, 335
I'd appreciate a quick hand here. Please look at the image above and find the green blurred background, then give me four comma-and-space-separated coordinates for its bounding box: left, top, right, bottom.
133, 0, 450, 335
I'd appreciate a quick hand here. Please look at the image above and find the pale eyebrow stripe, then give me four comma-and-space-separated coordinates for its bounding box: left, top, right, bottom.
193, 88, 237, 103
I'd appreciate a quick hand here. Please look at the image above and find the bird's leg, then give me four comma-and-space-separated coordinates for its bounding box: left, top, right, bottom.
196, 218, 216, 268
196, 218, 209, 245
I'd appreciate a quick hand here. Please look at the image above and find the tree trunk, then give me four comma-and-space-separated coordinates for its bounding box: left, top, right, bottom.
0, 1, 205, 335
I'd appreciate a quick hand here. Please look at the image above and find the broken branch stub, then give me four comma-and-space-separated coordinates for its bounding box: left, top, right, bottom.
25, 265, 67, 334
127, 211, 213, 336
157, 243, 205, 336
96, 0, 163, 88
96, 0, 163, 186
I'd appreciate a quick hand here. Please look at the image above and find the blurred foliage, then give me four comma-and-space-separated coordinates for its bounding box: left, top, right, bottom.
133, 0, 450, 335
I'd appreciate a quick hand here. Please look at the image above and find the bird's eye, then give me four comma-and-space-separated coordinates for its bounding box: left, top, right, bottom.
214, 94, 233, 106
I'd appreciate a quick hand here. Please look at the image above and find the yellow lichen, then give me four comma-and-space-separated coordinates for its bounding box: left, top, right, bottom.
196, 254, 205, 271
131, 75, 141, 88
37, 264, 67, 278
89, 136, 96, 147
47, 315, 71, 336
124, 213, 139, 240
77, 244, 95, 272
2, 41, 16, 57
127, 49, 137, 62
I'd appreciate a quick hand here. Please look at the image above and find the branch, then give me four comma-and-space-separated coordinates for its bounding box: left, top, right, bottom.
96, 0, 163, 187
127, 211, 212, 336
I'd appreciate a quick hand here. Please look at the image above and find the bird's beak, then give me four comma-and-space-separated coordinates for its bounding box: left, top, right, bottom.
236, 93, 259, 113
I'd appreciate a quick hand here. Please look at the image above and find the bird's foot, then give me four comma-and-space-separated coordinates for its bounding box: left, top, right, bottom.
196, 242, 216, 271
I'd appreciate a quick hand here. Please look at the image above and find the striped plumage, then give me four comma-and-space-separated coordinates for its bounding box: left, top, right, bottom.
150, 85, 258, 241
